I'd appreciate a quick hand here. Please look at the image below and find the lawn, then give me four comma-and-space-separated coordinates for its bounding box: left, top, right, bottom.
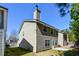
33, 50, 64, 56
64, 50, 79, 56
4, 47, 64, 56
4, 46, 79, 56
4, 47, 33, 56
32, 49, 79, 56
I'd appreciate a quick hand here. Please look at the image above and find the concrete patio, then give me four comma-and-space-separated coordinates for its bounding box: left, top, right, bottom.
53, 47, 70, 51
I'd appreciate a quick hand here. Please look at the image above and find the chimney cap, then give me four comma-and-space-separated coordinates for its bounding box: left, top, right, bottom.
35, 5, 41, 13
35, 5, 38, 9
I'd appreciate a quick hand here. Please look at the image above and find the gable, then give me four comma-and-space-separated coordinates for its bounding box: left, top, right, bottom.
19, 21, 36, 34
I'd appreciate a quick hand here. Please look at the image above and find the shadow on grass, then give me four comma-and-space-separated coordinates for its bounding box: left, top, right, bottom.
64, 50, 79, 56
4, 47, 32, 56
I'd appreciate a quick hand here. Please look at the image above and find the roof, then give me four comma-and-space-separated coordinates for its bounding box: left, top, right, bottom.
18, 20, 59, 33
0, 6, 8, 10
36, 20, 59, 31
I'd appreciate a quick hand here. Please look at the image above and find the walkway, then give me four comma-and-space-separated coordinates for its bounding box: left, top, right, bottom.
53, 47, 70, 51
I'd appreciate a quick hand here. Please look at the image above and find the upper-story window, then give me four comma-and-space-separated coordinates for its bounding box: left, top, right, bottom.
43, 27, 47, 33
51, 31, 53, 35
51, 29, 58, 37
51, 29, 54, 35
54, 30, 58, 37
55, 31, 58, 36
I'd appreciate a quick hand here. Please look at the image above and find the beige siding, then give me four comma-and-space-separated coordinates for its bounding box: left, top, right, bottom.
37, 23, 58, 37
0, 30, 5, 56
0, 7, 7, 56
58, 33, 64, 46
17, 22, 37, 52
36, 24, 58, 52
18, 21, 59, 52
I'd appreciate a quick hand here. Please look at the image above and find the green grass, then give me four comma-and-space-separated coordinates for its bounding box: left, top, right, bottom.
22, 52, 33, 56
4, 47, 64, 56
48, 50, 64, 56
48, 50, 79, 56
64, 50, 79, 56
40, 49, 79, 56
5, 46, 79, 56
4, 47, 33, 56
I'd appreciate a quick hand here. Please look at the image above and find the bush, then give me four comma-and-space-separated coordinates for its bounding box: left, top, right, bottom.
64, 50, 79, 56
5, 44, 10, 48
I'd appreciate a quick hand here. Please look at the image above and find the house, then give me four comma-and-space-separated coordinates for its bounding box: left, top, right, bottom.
6, 36, 18, 48
17, 5, 68, 52
58, 31, 69, 47
0, 6, 8, 55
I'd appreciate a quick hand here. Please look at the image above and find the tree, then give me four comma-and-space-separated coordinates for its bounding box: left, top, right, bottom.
55, 3, 71, 16
68, 30, 75, 42
8, 30, 18, 46
70, 4, 79, 46
56, 3, 79, 45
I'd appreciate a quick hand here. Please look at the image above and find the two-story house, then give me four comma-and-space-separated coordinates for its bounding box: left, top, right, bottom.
17, 5, 68, 52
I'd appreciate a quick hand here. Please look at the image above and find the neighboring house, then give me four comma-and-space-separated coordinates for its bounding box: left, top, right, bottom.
0, 6, 8, 55
6, 37, 18, 48
17, 5, 68, 52
58, 32, 69, 46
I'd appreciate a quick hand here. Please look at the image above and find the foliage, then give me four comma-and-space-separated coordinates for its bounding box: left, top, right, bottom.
64, 50, 79, 56
68, 30, 76, 42
56, 3, 79, 45
70, 4, 79, 45
5, 44, 10, 48
55, 3, 71, 17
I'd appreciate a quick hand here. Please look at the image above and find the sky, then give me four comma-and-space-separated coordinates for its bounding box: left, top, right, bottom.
0, 3, 71, 36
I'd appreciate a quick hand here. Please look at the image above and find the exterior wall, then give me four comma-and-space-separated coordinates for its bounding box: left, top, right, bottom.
67, 34, 69, 43
17, 22, 37, 52
18, 21, 58, 52
58, 33, 64, 46
63, 33, 68, 45
0, 7, 7, 56
51, 37, 58, 48
0, 30, 5, 56
37, 23, 58, 37
36, 23, 58, 52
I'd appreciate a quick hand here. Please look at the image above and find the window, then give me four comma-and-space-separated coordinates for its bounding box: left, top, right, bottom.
52, 40, 57, 46
51, 29, 53, 35
51, 31, 53, 34
55, 40, 57, 45
0, 10, 4, 29
43, 27, 47, 32
52, 40, 54, 45
53, 30, 58, 37
45, 40, 50, 47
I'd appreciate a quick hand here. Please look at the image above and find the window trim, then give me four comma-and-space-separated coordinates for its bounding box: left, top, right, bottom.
43, 27, 48, 33
0, 10, 4, 29
45, 40, 50, 47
